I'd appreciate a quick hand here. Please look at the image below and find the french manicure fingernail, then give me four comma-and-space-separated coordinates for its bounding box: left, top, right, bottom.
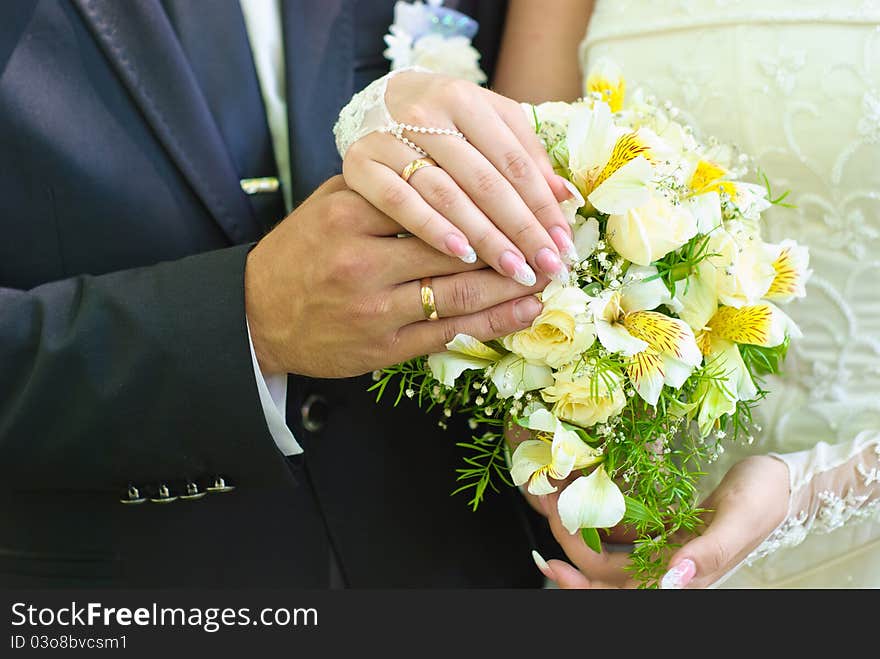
500, 251, 537, 287
561, 178, 581, 202
531, 550, 556, 581
548, 226, 579, 265
660, 559, 696, 590
445, 234, 477, 263
535, 247, 567, 282
514, 296, 542, 324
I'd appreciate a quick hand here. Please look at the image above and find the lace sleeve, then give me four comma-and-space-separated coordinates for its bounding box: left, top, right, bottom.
332, 66, 430, 159
744, 431, 880, 566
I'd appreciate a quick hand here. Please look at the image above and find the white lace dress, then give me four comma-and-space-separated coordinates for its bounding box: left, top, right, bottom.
582, 0, 880, 587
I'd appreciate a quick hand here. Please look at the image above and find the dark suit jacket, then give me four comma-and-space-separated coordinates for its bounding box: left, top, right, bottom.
0, 0, 543, 588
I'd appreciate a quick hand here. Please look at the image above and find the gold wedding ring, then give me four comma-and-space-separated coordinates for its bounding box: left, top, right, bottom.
401, 157, 438, 183
420, 277, 439, 321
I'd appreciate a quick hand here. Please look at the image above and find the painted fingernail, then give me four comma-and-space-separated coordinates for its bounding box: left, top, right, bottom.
500, 251, 537, 287
561, 178, 581, 202
549, 226, 579, 264
536, 247, 568, 283
660, 559, 696, 590
531, 550, 556, 581
514, 296, 542, 324
445, 234, 477, 263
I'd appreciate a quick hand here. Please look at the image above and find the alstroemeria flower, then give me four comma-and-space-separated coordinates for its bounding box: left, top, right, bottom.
585, 58, 626, 113
510, 409, 602, 495
764, 239, 812, 303
566, 101, 667, 215
693, 302, 802, 435
589, 266, 703, 405
689, 159, 771, 219
557, 465, 626, 534
427, 334, 502, 387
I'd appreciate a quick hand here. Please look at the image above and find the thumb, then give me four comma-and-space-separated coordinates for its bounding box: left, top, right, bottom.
660, 508, 750, 589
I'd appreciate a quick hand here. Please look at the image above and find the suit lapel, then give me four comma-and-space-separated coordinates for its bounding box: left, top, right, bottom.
282, 0, 354, 205
72, 0, 258, 243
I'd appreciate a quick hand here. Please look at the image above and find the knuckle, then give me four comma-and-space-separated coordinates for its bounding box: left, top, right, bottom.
329, 248, 371, 284
427, 181, 459, 214
352, 294, 391, 321
502, 150, 533, 182
474, 168, 503, 196
447, 277, 482, 314
380, 182, 409, 210
531, 197, 560, 219
485, 305, 510, 337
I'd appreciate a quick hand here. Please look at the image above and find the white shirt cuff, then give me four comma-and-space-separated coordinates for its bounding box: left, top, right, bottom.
246, 320, 303, 456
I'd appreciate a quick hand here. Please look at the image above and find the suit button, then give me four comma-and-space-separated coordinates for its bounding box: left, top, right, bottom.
150, 483, 177, 504
120, 485, 146, 505
179, 481, 206, 501
206, 476, 235, 494
301, 394, 329, 432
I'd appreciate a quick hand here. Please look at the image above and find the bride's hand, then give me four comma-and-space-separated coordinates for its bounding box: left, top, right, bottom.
532, 455, 791, 589
342, 71, 575, 286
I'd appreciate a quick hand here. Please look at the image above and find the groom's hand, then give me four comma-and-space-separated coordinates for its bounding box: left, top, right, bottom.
245, 176, 546, 377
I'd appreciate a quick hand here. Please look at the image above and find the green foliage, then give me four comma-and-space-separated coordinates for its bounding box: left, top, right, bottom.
581, 527, 602, 554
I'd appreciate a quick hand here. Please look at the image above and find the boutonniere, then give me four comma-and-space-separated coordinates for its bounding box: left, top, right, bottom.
383, 0, 487, 84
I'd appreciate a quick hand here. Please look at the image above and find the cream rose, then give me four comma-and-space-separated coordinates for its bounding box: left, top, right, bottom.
502, 282, 595, 368
707, 223, 776, 307
541, 366, 626, 428
606, 194, 698, 266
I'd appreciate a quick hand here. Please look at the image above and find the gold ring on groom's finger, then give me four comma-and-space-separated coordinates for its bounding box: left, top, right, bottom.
420, 277, 439, 321
401, 157, 438, 183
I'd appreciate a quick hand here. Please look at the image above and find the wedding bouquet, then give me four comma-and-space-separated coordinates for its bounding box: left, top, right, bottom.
372, 8, 810, 586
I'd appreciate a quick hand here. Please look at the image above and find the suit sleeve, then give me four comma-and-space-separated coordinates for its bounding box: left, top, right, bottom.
0, 244, 284, 493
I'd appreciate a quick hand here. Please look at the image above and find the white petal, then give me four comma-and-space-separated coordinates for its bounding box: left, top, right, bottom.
632, 360, 665, 406
596, 320, 649, 356
662, 355, 695, 389
560, 181, 586, 226
444, 333, 503, 361
675, 264, 718, 333
426, 351, 492, 387
510, 440, 552, 488
587, 156, 653, 215
687, 191, 722, 234
491, 353, 554, 399
557, 466, 626, 534
567, 102, 619, 176
621, 265, 672, 313
528, 469, 558, 496
523, 408, 558, 433
573, 216, 600, 259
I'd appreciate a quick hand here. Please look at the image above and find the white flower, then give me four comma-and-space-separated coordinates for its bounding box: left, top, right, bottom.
573, 216, 600, 260
557, 465, 626, 533
489, 353, 553, 399
541, 366, 627, 428
589, 266, 702, 405
566, 102, 660, 215
502, 282, 595, 368
510, 409, 602, 495
409, 34, 486, 84
426, 334, 502, 386
606, 194, 698, 266
707, 225, 777, 308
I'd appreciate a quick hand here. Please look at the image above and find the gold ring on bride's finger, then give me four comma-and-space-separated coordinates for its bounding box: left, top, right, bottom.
420, 277, 439, 321
401, 157, 439, 183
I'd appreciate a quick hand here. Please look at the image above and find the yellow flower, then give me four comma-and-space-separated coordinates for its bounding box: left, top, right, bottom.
503, 282, 595, 368
589, 266, 703, 405
764, 239, 811, 303
585, 58, 626, 113
541, 365, 626, 428
606, 194, 699, 266
566, 102, 666, 215
688, 159, 771, 219
510, 409, 602, 495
